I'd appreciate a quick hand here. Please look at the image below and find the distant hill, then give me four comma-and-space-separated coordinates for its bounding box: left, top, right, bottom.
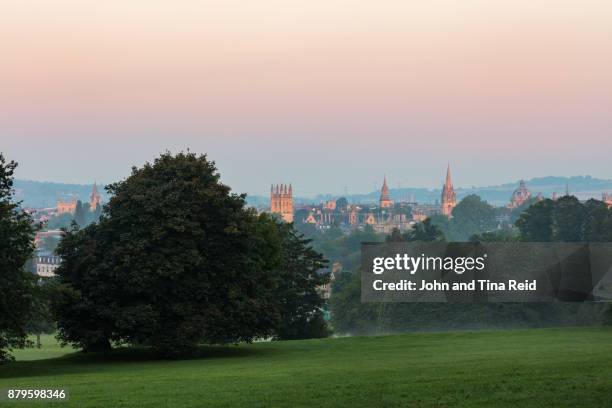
16, 175, 612, 209
14, 180, 109, 209
454, 175, 612, 206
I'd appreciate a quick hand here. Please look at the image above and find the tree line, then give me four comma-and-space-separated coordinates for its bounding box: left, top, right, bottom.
329, 195, 612, 334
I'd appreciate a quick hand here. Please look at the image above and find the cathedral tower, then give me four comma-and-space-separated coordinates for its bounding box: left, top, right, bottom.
270, 184, 294, 222
379, 176, 393, 209
441, 164, 457, 217
90, 182, 102, 212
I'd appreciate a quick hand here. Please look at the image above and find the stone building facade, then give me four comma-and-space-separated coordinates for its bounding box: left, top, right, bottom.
270, 184, 294, 222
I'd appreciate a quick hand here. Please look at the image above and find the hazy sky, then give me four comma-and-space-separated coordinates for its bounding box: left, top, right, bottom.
2, 0, 612, 196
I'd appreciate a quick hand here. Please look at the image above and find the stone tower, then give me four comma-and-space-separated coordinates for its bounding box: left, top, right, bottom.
90, 182, 102, 212
441, 164, 457, 217
270, 184, 294, 222
379, 176, 393, 208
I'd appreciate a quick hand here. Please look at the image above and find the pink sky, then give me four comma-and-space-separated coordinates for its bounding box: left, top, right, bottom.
2, 1, 612, 196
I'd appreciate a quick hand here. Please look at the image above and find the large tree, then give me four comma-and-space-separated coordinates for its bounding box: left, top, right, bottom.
54, 152, 285, 356
449, 195, 496, 241
581, 199, 611, 242
516, 196, 612, 243
73, 200, 86, 227
552, 195, 586, 242
515, 198, 554, 242
0, 154, 36, 362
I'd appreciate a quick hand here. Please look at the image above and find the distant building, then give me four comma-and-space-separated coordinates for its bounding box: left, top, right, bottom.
56, 196, 77, 215
441, 165, 457, 217
294, 177, 415, 233
508, 179, 532, 208
270, 184, 294, 222
90, 182, 102, 211
411, 210, 428, 223
379, 176, 393, 209
348, 205, 359, 225
323, 199, 337, 210
35, 256, 61, 277
603, 193, 612, 208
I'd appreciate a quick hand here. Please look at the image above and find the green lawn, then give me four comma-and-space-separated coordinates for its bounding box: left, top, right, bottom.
1, 328, 611, 407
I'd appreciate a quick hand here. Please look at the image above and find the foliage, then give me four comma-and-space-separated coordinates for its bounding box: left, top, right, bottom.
516, 196, 612, 242
515, 198, 554, 241
39, 234, 61, 254
329, 271, 378, 334
24, 279, 57, 347
582, 199, 612, 242
0, 154, 37, 362
552, 196, 586, 241
53, 152, 285, 356
306, 225, 384, 272
273, 223, 330, 340
386, 219, 445, 243
430, 195, 497, 241
335, 197, 348, 211
450, 194, 497, 240
508, 196, 540, 223
331, 206, 610, 335
331, 266, 606, 335
470, 228, 519, 242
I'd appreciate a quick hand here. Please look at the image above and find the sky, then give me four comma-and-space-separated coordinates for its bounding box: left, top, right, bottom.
2, 0, 612, 197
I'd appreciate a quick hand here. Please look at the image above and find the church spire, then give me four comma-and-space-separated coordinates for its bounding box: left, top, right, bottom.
444, 164, 452, 188
379, 175, 393, 208
90, 181, 102, 212
441, 164, 457, 217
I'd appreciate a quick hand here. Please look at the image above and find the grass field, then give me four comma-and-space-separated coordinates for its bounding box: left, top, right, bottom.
1, 328, 611, 407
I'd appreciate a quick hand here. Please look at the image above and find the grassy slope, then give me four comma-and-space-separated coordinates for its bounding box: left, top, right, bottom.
0, 328, 611, 407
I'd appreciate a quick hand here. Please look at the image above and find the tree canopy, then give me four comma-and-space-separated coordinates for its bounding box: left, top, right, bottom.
273, 223, 329, 340
0, 154, 36, 362
516, 196, 612, 242
54, 153, 283, 355
53, 152, 330, 356
386, 219, 445, 243
430, 195, 497, 241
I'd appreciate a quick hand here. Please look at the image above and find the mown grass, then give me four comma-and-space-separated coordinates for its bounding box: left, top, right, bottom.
1, 328, 611, 407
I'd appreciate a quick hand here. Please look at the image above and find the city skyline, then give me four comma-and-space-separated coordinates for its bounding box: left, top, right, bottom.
13, 172, 612, 206
3, 1, 612, 196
